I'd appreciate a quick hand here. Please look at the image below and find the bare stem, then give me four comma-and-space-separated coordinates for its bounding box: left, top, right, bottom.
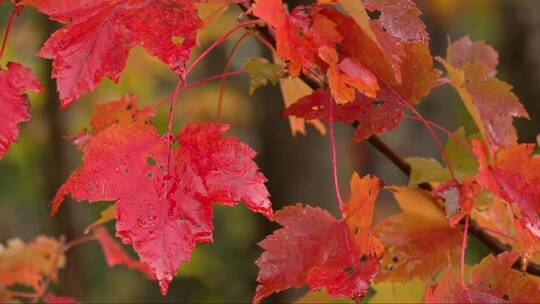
217, 31, 250, 120
404, 114, 474, 155
328, 99, 345, 213
379, 81, 457, 180
184, 20, 259, 78
0, 6, 20, 61
152, 70, 245, 109
253, 32, 275, 52
164, 80, 184, 195
62, 234, 96, 252
460, 216, 470, 287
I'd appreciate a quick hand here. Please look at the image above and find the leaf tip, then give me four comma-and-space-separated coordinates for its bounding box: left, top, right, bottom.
159, 279, 170, 296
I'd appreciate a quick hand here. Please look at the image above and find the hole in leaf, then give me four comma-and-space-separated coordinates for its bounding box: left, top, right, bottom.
372, 100, 384, 107
172, 36, 185, 45
503, 295, 510, 301
393, 256, 399, 263
147, 156, 157, 166
344, 267, 354, 275
366, 9, 381, 20
354, 227, 359, 234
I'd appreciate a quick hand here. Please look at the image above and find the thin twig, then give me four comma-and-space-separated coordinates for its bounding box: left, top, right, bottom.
378, 81, 457, 180
62, 234, 96, 252
152, 70, 245, 109
460, 216, 470, 287
164, 80, 184, 199
217, 31, 250, 119
328, 97, 345, 213
184, 20, 259, 78
404, 114, 474, 155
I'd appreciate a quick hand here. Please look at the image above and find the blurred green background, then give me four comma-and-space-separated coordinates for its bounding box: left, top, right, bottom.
0, 0, 539, 302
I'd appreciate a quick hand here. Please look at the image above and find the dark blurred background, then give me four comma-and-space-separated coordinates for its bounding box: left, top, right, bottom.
0, 0, 539, 302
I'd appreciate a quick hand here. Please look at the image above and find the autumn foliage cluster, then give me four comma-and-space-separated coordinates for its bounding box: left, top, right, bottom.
1, 0, 539, 303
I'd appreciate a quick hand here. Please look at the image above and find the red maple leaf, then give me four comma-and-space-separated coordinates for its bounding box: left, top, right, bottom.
20, 0, 202, 108
254, 174, 383, 303
364, 0, 429, 44
254, 205, 379, 303
0, 62, 42, 159
282, 89, 402, 142
51, 95, 272, 294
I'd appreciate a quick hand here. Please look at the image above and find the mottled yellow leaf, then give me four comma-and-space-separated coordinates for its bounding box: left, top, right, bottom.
0, 236, 65, 290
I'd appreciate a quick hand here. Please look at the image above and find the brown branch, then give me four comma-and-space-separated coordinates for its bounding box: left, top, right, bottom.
237, 1, 540, 277
366, 136, 411, 176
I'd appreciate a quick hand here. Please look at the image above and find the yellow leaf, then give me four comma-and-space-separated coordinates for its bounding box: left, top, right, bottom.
0, 237, 65, 291
390, 186, 447, 225
296, 289, 354, 303
374, 187, 461, 282
369, 280, 426, 303
85, 204, 116, 233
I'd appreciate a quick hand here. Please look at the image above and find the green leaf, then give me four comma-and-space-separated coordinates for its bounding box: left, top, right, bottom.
407, 127, 480, 185
445, 127, 479, 180
406, 157, 450, 185
243, 57, 284, 95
